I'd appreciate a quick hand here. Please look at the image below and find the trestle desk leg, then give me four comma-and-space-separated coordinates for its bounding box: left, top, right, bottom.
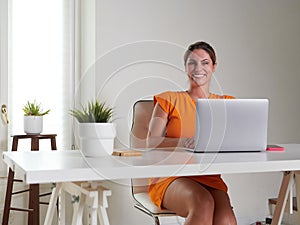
97, 186, 111, 225
295, 171, 300, 224
71, 193, 85, 225
85, 191, 98, 225
44, 183, 62, 225
58, 187, 66, 225
271, 171, 294, 225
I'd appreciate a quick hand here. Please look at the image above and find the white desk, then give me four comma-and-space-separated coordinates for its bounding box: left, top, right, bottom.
3, 144, 300, 225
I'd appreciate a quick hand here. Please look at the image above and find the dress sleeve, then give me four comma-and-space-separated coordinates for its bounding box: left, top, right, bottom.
153, 91, 174, 114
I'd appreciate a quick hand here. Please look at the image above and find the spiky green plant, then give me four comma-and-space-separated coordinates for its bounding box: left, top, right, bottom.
23, 100, 50, 116
70, 100, 113, 123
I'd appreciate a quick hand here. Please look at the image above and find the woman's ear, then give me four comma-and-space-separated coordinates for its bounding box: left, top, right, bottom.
212, 61, 218, 72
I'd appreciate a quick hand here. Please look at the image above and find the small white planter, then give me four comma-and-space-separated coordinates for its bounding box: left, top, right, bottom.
24, 116, 43, 134
79, 123, 116, 157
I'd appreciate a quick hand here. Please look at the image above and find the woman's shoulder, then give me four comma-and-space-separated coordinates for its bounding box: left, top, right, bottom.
155, 91, 187, 98
154, 91, 186, 99
154, 91, 188, 105
210, 93, 235, 99
156, 92, 235, 100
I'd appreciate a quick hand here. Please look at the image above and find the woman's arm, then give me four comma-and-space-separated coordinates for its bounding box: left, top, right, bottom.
146, 103, 189, 148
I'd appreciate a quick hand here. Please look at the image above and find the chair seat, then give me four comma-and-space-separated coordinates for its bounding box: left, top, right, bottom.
130, 101, 177, 225
134, 192, 176, 216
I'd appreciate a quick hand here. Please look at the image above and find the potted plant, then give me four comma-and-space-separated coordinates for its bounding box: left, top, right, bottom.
23, 100, 50, 134
70, 100, 116, 157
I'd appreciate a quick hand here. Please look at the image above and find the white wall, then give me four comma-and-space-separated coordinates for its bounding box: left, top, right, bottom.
0, 0, 9, 172
0, 0, 9, 222
79, 0, 300, 224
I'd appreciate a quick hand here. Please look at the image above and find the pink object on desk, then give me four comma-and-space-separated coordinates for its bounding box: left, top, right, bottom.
266, 145, 285, 151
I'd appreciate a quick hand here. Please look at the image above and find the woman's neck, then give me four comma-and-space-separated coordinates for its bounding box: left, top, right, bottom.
187, 86, 210, 99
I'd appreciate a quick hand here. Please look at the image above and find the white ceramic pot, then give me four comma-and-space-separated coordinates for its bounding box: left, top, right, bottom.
79, 123, 116, 157
24, 116, 43, 134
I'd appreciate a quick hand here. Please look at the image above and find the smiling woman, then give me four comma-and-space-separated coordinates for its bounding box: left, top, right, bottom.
9, 0, 74, 150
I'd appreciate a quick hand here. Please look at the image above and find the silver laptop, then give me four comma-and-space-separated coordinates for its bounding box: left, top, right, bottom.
193, 99, 269, 152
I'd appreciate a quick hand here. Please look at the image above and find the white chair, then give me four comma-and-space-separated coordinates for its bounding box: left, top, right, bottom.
130, 100, 177, 225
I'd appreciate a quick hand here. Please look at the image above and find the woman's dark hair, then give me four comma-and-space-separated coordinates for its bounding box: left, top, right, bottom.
183, 41, 216, 66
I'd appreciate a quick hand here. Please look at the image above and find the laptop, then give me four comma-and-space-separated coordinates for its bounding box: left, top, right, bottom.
192, 99, 269, 152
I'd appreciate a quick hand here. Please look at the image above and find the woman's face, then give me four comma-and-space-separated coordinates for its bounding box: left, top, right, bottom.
186, 49, 217, 87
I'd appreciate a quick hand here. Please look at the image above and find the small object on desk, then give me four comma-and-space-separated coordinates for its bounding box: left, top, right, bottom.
266, 144, 285, 151
112, 149, 142, 157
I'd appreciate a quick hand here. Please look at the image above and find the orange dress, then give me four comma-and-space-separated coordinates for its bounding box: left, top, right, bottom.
148, 91, 235, 209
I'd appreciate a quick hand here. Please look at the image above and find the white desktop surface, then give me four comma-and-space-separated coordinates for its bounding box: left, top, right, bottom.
3, 144, 300, 184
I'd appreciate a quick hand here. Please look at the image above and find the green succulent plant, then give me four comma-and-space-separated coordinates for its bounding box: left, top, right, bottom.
70, 100, 113, 123
23, 100, 50, 116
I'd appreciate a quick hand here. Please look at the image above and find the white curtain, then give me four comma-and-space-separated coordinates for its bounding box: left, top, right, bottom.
9, 0, 75, 150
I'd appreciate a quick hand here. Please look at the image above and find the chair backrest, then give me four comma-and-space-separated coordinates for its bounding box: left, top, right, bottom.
130, 100, 154, 194
130, 100, 154, 149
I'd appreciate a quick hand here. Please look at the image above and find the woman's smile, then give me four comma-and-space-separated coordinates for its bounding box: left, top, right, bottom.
192, 73, 206, 79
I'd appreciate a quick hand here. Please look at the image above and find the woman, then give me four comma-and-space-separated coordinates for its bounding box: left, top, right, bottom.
147, 41, 237, 225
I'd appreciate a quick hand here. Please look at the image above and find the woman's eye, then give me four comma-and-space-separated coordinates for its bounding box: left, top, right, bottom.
188, 61, 196, 66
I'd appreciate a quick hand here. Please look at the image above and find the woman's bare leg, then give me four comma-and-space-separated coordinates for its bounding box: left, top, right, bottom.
162, 177, 215, 225
208, 189, 237, 225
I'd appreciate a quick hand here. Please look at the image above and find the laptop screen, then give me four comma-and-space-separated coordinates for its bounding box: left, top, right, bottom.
194, 99, 269, 152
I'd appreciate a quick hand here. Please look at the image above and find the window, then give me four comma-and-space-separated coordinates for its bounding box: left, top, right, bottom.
10, 0, 74, 150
